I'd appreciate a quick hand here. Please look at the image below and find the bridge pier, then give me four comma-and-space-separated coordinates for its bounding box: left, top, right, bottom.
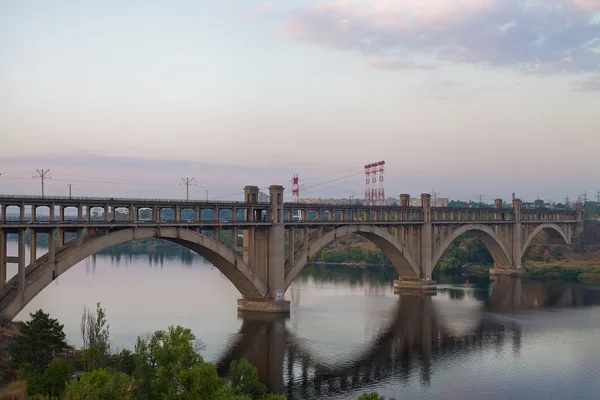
238, 185, 290, 313
0, 230, 5, 289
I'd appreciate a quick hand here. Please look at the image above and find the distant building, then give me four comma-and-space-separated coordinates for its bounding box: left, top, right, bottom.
258, 191, 269, 203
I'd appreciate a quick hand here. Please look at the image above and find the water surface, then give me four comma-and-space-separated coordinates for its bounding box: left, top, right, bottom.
6, 242, 600, 399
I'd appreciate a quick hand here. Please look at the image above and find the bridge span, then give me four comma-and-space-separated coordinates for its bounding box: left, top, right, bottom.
0, 185, 582, 319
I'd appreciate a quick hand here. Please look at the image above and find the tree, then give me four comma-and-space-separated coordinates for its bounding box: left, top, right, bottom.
62, 368, 136, 400
357, 392, 396, 400
133, 325, 212, 399
229, 359, 267, 399
8, 309, 68, 374
26, 358, 73, 397
81, 302, 111, 370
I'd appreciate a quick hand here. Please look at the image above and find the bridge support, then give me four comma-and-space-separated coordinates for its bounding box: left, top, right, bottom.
0, 230, 5, 289
238, 185, 290, 313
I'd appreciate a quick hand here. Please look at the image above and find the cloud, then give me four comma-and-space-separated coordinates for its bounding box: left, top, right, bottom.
369, 59, 438, 70
280, 0, 600, 73
570, 74, 600, 91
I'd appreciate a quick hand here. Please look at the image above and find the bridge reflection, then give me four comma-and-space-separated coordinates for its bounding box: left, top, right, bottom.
217, 278, 600, 399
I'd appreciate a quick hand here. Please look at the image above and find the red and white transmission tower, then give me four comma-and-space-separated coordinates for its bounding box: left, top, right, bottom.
364, 161, 385, 206
364, 165, 371, 205
378, 161, 385, 205
371, 164, 378, 206
292, 174, 300, 203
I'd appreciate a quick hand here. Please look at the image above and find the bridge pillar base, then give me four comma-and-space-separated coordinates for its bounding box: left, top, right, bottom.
237, 299, 290, 314
393, 279, 437, 293
489, 268, 525, 276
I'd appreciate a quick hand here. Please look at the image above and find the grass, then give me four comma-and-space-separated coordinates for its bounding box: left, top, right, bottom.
524, 265, 600, 281
0, 380, 26, 400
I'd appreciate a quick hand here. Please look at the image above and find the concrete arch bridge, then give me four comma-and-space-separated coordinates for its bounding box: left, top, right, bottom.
0, 186, 581, 319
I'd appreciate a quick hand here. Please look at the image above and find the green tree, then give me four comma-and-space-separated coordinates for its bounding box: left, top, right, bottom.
229, 359, 267, 399
26, 358, 73, 397
62, 368, 136, 400
81, 302, 111, 371
357, 392, 396, 400
8, 309, 68, 374
133, 325, 215, 399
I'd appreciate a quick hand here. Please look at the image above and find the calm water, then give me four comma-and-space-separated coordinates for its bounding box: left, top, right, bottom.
5, 241, 600, 400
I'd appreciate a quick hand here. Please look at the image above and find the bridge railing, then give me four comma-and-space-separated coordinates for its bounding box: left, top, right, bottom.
0, 194, 270, 205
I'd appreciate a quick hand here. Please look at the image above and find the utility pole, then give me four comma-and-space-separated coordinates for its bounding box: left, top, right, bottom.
476, 194, 486, 208
179, 177, 196, 201
33, 169, 51, 197
596, 189, 600, 204
205, 190, 209, 202
68, 184, 73, 199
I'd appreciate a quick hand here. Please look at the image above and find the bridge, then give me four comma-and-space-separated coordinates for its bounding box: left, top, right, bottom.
0, 185, 582, 319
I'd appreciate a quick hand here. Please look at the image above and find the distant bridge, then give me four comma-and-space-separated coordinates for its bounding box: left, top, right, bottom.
0, 186, 582, 319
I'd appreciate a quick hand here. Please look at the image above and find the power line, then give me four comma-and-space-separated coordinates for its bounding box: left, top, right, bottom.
179, 177, 196, 201
32, 169, 51, 197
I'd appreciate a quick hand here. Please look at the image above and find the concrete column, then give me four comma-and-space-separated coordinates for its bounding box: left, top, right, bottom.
104, 205, 109, 222
58, 228, 65, 247
214, 207, 219, 222
77, 228, 84, 246
31, 206, 37, 221
1, 205, 6, 222
194, 206, 200, 222
129, 205, 135, 222
18, 228, 25, 293
232, 207, 237, 222
512, 198, 522, 269
244, 185, 260, 204
87, 206, 92, 222
59, 206, 65, 222
268, 185, 285, 300
288, 228, 295, 272
30, 229, 36, 264
49, 204, 55, 222
420, 193, 432, 280
232, 227, 238, 254
48, 229, 55, 274
0, 229, 6, 288
20, 203, 25, 222
400, 194, 410, 207
77, 205, 83, 222
303, 227, 309, 250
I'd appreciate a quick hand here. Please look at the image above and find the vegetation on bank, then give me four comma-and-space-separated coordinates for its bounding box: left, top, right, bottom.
1, 305, 397, 399
2, 304, 284, 399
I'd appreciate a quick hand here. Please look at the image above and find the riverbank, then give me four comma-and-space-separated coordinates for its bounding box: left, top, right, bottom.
462, 264, 600, 282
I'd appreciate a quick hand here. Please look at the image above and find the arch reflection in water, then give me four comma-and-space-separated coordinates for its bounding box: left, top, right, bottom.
217, 279, 600, 400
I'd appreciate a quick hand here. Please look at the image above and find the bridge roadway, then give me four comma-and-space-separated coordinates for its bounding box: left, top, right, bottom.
0, 185, 582, 319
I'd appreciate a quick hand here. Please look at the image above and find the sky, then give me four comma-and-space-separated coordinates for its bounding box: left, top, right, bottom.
1, 0, 599, 204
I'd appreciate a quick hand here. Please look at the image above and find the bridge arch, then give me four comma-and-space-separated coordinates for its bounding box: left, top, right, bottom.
284, 225, 420, 291
431, 224, 512, 270
1, 227, 268, 321
521, 223, 570, 260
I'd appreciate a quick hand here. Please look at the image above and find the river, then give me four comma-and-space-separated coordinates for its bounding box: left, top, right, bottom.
5, 241, 600, 399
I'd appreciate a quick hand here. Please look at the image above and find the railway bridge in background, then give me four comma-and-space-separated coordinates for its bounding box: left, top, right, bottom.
0, 185, 582, 319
